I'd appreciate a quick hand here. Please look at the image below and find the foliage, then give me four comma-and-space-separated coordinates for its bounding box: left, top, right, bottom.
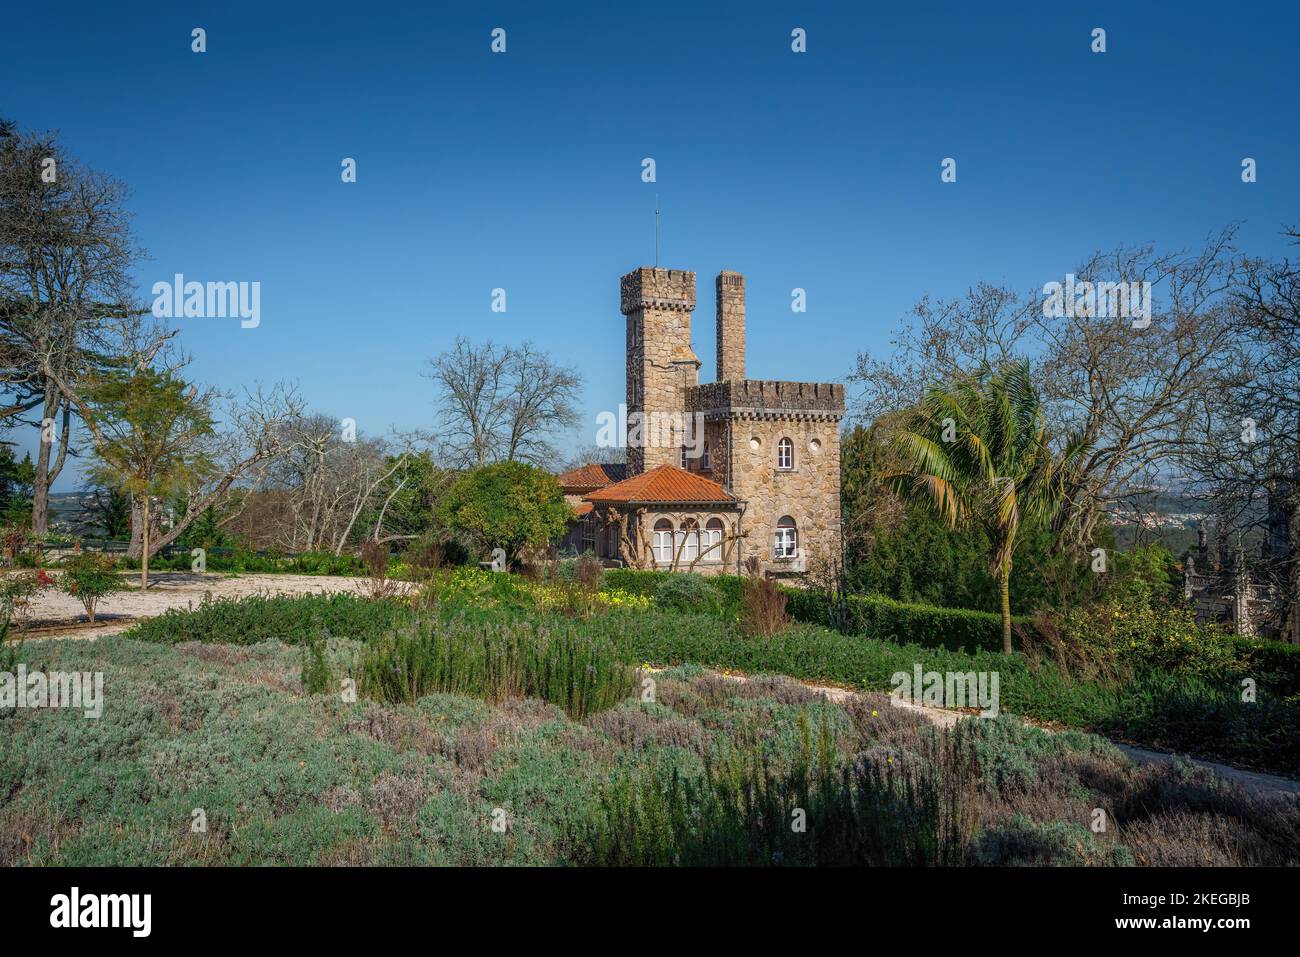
125, 592, 417, 646
357, 615, 636, 719
0, 446, 34, 524
890, 361, 1081, 652
584, 718, 975, 866
301, 633, 335, 695
786, 588, 1025, 653
8, 630, 1295, 866
437, 461, 570, 562
739, 574, 791, 638
654, 573, 723, 617
58, 552, 123, 623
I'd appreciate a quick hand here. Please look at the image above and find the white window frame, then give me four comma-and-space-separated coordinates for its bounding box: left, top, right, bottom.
774, 517, 798, 559
703, 518, 724, 561
675, 522, 700, 563
777, 437, 794, 471
653, 520, 674, 564
701, 442, 711, 471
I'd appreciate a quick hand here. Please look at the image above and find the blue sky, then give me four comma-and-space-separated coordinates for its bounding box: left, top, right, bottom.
5, 0, 1298, 489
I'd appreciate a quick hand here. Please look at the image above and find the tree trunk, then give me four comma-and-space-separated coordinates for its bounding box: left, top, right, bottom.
999, 567, 1013, 655
141, 496, 151, 591
30, 386, 57, 537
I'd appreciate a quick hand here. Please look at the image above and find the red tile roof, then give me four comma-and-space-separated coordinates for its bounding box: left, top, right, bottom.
584, 465, 737, 505
557, 462, 628, 491
572, 503, 594, 518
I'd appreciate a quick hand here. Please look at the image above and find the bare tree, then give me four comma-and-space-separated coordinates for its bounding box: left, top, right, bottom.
1184, 224, 1300, 640
850, 228, 1245, 555
427, 338, 580, 468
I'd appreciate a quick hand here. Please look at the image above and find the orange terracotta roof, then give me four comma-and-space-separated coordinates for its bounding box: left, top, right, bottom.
557, 462, 628, 491
572, 502, 594, 518
584, 465, 737, 505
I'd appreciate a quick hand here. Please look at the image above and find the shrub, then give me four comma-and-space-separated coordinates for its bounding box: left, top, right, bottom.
126, 592, 416, 646
58, 553, 123, 623
786, 588, 1024, 653
582, 718, 977, 866
739, 575, 791, 638
654, 573, 722, 616
357, 614, 636, 719
301, 634, 334, 695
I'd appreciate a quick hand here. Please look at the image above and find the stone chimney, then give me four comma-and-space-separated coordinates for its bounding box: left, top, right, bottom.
715, 271, 746, 383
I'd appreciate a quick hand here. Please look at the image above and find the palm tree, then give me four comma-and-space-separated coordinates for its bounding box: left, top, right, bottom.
890, 361, 1078, 653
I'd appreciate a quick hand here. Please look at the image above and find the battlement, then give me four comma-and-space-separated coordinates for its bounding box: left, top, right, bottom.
687, 379, 845, 418
620, 267, 697, 315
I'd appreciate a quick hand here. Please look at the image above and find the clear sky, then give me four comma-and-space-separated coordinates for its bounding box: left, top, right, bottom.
5, 0, 1298, 489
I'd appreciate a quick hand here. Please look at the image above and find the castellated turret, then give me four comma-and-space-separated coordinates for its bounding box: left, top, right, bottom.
620, 267, 700, 474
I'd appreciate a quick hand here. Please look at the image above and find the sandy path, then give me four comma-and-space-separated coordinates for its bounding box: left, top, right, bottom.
14, 571, 409, 640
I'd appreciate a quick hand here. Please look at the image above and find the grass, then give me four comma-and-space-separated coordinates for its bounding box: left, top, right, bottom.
3, 632, 1295, 866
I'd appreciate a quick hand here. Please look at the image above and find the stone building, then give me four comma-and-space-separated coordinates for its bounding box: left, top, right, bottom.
1185, 498, 1299, 643
558, 266, 844, 578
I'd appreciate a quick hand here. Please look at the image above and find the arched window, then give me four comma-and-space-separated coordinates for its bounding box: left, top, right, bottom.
774, 515, 798, 559
777, 437, 794, 470
653, 519, 674, 564
704, 517, 725, 560
676, 518, 700, 563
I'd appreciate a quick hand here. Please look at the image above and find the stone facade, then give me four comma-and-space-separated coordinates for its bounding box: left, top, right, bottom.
620, 268, 701, 474
619, 266, 844, 578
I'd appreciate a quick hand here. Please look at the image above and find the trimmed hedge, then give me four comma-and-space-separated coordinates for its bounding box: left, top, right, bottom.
784, 589, 1030, 653
1223, 632, 1300, 699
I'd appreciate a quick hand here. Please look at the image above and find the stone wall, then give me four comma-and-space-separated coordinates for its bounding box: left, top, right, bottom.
621, 267, 700, 474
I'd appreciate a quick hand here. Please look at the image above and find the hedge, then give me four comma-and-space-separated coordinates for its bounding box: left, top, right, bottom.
784, 589, 1030, 653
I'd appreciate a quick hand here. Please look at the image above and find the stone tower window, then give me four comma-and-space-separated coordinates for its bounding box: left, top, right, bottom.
701, 441, 711, 470
777, 437, 794, 470
653, 519, 674, 564
774, 515, 798, 559
681, 446, 688, 469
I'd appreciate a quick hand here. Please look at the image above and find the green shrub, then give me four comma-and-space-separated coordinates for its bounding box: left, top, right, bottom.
126, 592, 416, 646
654, 573, 723, 616
582, 718, 976, 866
357, 614, 636, 719
58, 553, 124, 623
301, 634, 334, 695
786, 589, 1025, 653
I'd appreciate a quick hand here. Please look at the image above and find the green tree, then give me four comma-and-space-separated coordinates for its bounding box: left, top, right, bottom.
437, 461, 570, 563
84, 369, 215, 589
0, 446, 34, 523
87, 483, 132, 540
890, 362, 1080, 653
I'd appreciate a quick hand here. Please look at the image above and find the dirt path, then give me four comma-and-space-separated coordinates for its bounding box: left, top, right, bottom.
14, 572, 408, 640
